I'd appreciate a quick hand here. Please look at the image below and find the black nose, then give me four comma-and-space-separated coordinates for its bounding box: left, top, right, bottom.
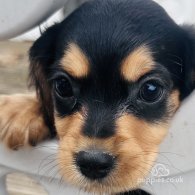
76, 150, 115, 180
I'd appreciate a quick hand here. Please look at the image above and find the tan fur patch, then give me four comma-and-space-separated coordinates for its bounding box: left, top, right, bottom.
61, 43, 90, 78
0, 94, 49, 149
121, 45, 155, 82
169, 90, 180, 113
55, 112, 84, 138
107, 114, 168, 192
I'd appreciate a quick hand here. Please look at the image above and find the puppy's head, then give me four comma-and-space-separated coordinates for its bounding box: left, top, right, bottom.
29, 0, 195, 193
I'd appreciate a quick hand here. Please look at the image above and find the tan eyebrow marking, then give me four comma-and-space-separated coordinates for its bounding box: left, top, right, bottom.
61, 43, 90, 78
120, 45, 155, 82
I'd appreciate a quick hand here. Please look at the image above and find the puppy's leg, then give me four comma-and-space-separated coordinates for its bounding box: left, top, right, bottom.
0, 94, 50, 150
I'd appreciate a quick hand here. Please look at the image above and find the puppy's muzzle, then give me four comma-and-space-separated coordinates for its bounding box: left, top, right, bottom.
76, 150, 115, 180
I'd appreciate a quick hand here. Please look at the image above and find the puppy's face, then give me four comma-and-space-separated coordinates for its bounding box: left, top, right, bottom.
54, 44, 179, 193
29, 0, 195, 194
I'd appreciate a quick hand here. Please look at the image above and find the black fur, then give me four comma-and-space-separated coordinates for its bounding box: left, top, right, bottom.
119, 189, 151, 195
29, 24, 61, 137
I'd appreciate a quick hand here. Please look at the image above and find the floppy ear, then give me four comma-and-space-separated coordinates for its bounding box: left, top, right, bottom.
181, 25, 195, 98
29, 24, 60, 137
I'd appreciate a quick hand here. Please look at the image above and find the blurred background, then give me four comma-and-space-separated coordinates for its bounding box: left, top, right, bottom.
1, 0, 195, 42
0, 0, 195, 194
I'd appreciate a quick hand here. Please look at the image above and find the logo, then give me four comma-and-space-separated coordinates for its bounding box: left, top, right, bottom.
151, 163, 170, 177
138, 163, 184, 184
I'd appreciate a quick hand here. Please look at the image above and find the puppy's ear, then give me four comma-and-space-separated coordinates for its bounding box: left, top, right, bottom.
29, 24, 60, 137
181, 25, 195, 98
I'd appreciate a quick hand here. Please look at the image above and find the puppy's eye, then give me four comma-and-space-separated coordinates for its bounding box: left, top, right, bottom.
55, 78, 73, 98
139, 81, 163, 103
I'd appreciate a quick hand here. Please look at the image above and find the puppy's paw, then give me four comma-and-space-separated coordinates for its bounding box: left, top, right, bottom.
0, 94, 50, 150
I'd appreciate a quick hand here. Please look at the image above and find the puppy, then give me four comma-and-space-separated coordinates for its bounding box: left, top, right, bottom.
1, 0, 195, 194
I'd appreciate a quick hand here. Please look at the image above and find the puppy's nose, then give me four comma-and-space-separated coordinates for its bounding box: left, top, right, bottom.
76, 150, 115, 180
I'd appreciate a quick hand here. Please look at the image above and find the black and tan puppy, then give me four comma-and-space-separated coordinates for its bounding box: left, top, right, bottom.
0, 0, 195, 194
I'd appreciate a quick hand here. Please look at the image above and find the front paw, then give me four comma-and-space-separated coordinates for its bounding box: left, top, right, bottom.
0, 94, 49, 150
